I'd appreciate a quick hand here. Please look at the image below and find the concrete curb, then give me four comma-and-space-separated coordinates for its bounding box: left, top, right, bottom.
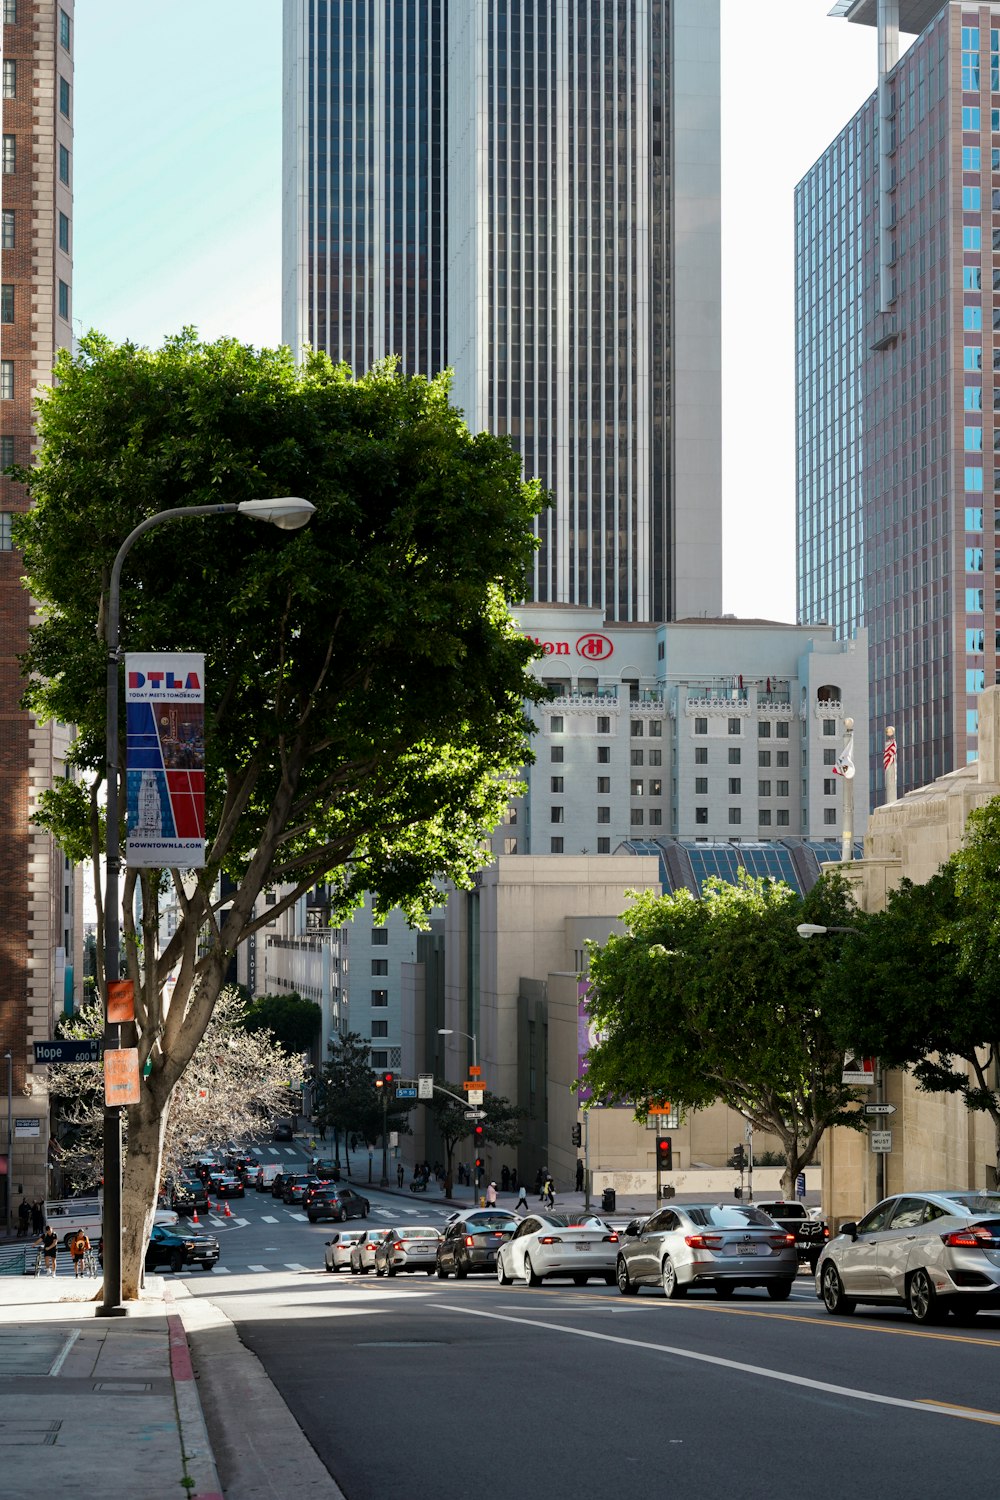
167, 1304, 225, 1500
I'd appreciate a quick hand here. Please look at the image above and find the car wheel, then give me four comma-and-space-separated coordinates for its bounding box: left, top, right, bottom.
525, 1254, 542, 1287
714, 1281, 736, 1299
350, 1264, 358, 1276
497, 1255, 511, 1285
358, 1265, 368, 1276
454, 1258, 468, 1280
325, 1260, 334, 1273
616, 1257, 638, 1296
436, 1261, 448, 1279
767, 1280, 794, 1301
807, 1255, 821, 1275
375, 1262, 384, 1278
907, 1267, 944, 1325
820, 1261, 855, 1316
951, 1305, 980, 1324
604, 1273, 616, 1287
338, 1208, 348, 1223
660, 1257, 686, 1299
307, 1212, 317, 1223
200, 1262, 214, 1273
169, 1251, 184, 1274
572, 1275, 588, 1286
386, 1264, 395, 1278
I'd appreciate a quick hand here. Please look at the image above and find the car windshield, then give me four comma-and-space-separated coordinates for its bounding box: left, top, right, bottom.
685, 1205, 777, 1229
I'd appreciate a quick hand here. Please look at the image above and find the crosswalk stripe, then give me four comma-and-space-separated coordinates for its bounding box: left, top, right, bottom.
233, 1218, 249, 1227
283, 1261, 309, 1271
248, 1264, 268, 1272
261, 1215, 278, 1224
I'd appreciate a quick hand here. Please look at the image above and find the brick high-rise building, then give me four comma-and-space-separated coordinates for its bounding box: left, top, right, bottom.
0, 0, 79, 1223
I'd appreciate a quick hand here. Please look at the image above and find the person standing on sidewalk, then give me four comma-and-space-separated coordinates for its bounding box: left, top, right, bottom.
35, 1225, 58, 1275
69, 1227, 91, 1278
396, 1162, 404, 1189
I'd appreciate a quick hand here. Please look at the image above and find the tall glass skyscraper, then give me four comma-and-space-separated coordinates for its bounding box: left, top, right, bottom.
798, 1, 1000, 797
283, 0, 722, 625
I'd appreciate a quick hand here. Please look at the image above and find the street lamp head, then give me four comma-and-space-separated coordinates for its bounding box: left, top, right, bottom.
236, 496, 315, 530
437, 1028, 453, 1037
796, 924, 828, 940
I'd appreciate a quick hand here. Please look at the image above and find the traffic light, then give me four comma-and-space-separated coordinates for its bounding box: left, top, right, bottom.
655, 1135, 673, 1171
474, 1123, 484, 1138
571, 1123, 582, 1147
732, 1143, 747, 1171
474, 1157, 483, 1172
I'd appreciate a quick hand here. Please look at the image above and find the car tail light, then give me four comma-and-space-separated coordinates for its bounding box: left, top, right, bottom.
769, 1235, 796, 1248
823, 1227, 830, 1239
465, 1235, 476, 1248
539, 1235, 562, 1245
602, 1233, 619, 1243
684, 1234, 723, 1249
942, 1226, 1000, 1248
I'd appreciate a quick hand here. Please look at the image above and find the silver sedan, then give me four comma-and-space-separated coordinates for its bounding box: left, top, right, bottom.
615, 1202, 798, 1299
374, 1226, 442, 1277
496, 1213, 619, 1286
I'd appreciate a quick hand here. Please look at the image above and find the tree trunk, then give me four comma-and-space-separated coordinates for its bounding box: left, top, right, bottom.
780, 1151, 809, 1201
119, 1090, 170, 1300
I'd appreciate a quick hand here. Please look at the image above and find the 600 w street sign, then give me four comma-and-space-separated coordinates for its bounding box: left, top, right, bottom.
34, 1040, 101, 1064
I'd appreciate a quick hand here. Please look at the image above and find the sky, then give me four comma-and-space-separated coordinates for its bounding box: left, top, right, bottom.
72, 0, 894, 623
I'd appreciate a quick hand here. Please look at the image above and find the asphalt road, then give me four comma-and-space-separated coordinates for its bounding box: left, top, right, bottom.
178, 1149, 1000, 1500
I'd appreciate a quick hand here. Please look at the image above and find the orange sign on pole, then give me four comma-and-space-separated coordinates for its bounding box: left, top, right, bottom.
648, 1103, 673, 1116
104, 1047, 141, 1106
107, 979, 135, 1023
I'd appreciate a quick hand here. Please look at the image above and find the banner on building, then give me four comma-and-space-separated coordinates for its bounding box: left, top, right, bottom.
125, 653, 205, 868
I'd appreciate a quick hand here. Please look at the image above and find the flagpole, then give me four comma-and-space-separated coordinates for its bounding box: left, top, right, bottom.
840, 716, 854, 863
884, 724, 897, 804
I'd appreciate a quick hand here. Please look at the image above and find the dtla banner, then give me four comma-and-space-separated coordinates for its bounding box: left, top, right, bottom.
125, 652, 205, 868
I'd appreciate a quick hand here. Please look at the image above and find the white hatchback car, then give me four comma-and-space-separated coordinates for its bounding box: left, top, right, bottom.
324, 1230, 366, 1272
496, 1212, 619, 1286
816, 1189, 1000, 1324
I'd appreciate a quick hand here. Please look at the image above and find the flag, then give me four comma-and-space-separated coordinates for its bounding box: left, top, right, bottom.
883, 737, 897, 770
832, 732, 855, 779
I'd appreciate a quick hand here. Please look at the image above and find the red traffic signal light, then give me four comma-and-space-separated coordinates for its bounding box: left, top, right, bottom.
475, 1157, 483, 1170
383, 1072, 394, 1084
474, 1123, 484, 1136
655, 1135, 673, 1170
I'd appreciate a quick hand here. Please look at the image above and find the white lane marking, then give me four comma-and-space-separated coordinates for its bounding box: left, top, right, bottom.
284, 1146, 297, 1156
261, 1216, 278, 1224
233, 1218, 249, 1227
437, 1304, 1000, 1428
48, 1328, 81, 1377
287, 1212, 307, 1222
268, 1147, 279, 1156
208, 1216, 226, 1226
284, 1262, 309, 1272
248, 1264, 268, 1272
211, 1266, 231, 1275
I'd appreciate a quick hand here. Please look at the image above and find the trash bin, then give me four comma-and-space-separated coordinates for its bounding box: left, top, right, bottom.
601, 1187, 616, 1213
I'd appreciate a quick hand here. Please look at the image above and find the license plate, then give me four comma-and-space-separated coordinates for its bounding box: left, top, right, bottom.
729, 1243, 761, 1256
576, 1243, 591, 1251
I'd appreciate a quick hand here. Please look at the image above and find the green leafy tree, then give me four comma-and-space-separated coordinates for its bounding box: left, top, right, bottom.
16, 330, 546, 1297
314, 1031, 412, 1172
240, 991, 321, 1056
422, 1080, 523, 1178
583, 872, 868, 1197
834, 847, 1000, 1177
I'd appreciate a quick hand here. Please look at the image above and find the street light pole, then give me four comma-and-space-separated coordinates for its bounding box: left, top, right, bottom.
99, 497, 314, 1317
4, 1049, 11, 1235
437, 1027, 480, 1202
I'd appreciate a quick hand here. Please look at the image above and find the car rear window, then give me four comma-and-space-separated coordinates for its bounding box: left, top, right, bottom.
758, 1203, 806, 1219
687, 1206, 777, 1229
940, 1193, 1000, 1216
466, 1215, 518, 1230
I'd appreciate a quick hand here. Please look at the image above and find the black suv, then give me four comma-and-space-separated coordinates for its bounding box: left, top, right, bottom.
307, 1187, 370, 1223
170, 1177, 209, 1214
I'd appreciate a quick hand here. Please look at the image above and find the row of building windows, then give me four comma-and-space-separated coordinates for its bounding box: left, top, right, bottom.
548, 715, 664, 737
2, 4, 72, 46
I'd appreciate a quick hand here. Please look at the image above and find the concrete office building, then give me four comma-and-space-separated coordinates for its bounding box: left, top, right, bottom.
497, 604, 869, 854
0, 0, 79, 1218
282, 0, 722, 623
798, 2, 1000, 798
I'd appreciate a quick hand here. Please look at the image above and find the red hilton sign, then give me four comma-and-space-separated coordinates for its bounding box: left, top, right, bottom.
526, 633, 614, 661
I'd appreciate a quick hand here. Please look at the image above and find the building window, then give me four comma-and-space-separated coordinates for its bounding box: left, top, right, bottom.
3, 2, 15, 24
597, 806, 610, 823
694, 717, 708, 735
695, 777, 708, 794
759, 809, 771, 827
550, 806, 564, 823
965, 307, 983, 332
0, 285, 12, 324
631, 720, 644, 737
648, 749, 662, 766
597, 716, 610, 734
728, 808, 741, 826
776, 781, 789, 797
649, 808, 662, 826
823, 778, 837, 795
371, 989, 388, 1006
551, 776, 564, 793
728, 718, 741, 735
631, 780, 643, 796
776, 809, 790, 827
2, 59, 14, 98
649, 779, 662, 796
549, 716, 564, 734
649, 721, 662, 737
59, 7, 70, 49
728, 748, 741, 765
823, 719, 836, 735
57, 280, 69, 320
503, 837, 518, 854
371, 927, 388, 945
371, 1051, 388, 1069
963, 186, 981, 212
371, 1020, 388, 1038
823, 809, 837, 825
58, 144, 69, 184
776, 751, 789, 768
551, 746, 564, 763
758, 721, 771, 737
729, 778, 741, 795
630, 809, 644, 826
759, 750, 771, 766
0, 361, 13, 399
2, 136, 15, 174
597, 746, 610, 764
759, 780, 771, 796
371, 959, 389, 976
1, 210, 13, 249
695, 807, 708, 824
0, 435, 13, 469
965, 226, 982, 250
597, 777, 610, 794
58, 75, 70, 117
550, 837, 564, 853
597, 837, 610, 854
631, 749, 644, 766
58, 211, 69, 252
695, 747, 708, 765
776, 721, 789, 739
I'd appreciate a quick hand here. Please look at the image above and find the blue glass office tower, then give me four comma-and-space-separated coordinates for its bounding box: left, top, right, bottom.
283, 1, 722, 626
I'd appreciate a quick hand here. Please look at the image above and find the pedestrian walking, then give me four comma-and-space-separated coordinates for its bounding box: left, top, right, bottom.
396, 1162, 405, 1189
17, 1198, 30, 1238
510, 1167, 518, 1192
69, 1227, 91, 1278
31, 1201, 43, 1235
515, 1183, 529, 1213
35, 1225, 58, 1276
543, 1174, 555, 1209
575, 1158, 584, 1193
486, 1181, 498, 1207
535, 1167, 545, 1199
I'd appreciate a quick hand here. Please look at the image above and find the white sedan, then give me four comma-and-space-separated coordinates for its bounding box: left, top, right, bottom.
324, 1230, 366, 1272
497, 1212, 619, 1286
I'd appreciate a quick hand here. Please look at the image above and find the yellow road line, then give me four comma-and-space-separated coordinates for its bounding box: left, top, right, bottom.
919, 1399, 1000, 1424
607, 1295, 1000, 1347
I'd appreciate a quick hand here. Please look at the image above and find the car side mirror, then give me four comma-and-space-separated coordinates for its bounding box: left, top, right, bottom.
623, 1221, 639, 1238
839, 1221, 859, 1240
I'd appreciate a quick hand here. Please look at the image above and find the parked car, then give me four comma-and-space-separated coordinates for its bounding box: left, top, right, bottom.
436, 1212, 519, 1279
143, 1222, 220, 1274
170, 1177, 209, 1214
375, 1226, 443, 1277
497, 1213, 618, 1286
350, 1229, 393, 1275
325, 1230, 366, 1272
307, 1187, 370, 1223
272, 1117, 295, 1142
615, 1202, 798, 1299
816, 1189, 1000, 1324
212, 1174, 245, 1199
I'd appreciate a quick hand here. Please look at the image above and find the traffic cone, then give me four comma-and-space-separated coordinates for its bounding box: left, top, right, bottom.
224, 1201, 232, 1217
191, 1209, 199, 1224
